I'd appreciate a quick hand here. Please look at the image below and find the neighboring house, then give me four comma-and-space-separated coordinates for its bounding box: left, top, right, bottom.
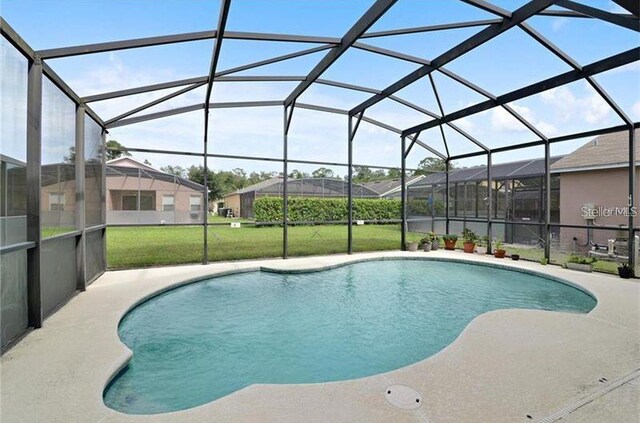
222, 177, 380, 219
106, 157, 205, 225
551, 129, 640, 251
361, 175, 424, 198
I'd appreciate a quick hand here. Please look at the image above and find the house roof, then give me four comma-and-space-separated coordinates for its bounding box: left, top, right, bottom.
106, 165, 204, 191
232, 177, 283, 195
362, 175, 423, 196
106, 156, 156, 170
551, 129, 640, 173
409, 156, 563, 186
225, 176, 380, 198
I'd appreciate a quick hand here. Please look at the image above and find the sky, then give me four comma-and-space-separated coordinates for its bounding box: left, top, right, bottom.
2, 0, 639, 176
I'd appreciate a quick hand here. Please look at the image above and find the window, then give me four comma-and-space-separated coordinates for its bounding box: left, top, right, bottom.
121, 191, 155, 211
49, 193, 65, 211
162, 195, 175, 212
189, 195, 201, 212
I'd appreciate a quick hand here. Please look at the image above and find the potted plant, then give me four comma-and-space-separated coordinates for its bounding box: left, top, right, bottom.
476, 235, 490, 255
494, 239, 506, 258
419, 235, 432, 252
462, 228, 478, 253
443, 234, 458, 250
540, 257, 548, 265
565, 254, 596, 272
430, 233, 440, 250
406, 241, 419, 252
618, 263, 633, 279
511, 254, 520, 261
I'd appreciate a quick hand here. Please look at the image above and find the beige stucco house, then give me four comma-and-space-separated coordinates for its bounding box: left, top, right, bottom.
106, 157, 205, 225
551, 129, 639, 252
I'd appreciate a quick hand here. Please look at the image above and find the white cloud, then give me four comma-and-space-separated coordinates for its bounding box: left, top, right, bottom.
540, 85, 612, 125
490, 104, 557, 136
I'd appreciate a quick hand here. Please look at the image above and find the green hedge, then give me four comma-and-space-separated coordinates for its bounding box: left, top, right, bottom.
254, 197, 445, 222
254, 197, 400, 222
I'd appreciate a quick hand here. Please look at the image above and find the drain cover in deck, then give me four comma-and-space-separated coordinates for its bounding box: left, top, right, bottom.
384, 384, 423, 410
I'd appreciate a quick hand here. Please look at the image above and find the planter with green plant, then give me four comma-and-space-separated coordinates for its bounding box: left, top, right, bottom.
443, 234, 458, 250
419, 234, 433, 252
540, 257, 548, 265
618, 263, 633, 279
494, 239, 506, 258
462, 228, 478, 253
419, 232, 438, 252
565, 254, 596, 272
430, 233, 440, 250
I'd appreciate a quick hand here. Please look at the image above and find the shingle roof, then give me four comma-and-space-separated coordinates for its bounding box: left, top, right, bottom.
106, 165, 204, 191
551, 129, 640, 173
413, 156, 563, 186
227, 177, 380, 197
361, 175, 423, 195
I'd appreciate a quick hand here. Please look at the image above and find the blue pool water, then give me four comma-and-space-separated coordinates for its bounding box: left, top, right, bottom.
103, 259, 595, 414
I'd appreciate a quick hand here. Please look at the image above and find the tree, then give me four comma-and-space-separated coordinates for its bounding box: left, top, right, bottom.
106, 140, 131, 161
311, 167, 334, 178
413, 157, 453, 176
160, 165, 186, 178
387, 168, 402, 178
288, 169, 309, 179
187, 165, 219, 201
64, 146, 76, 164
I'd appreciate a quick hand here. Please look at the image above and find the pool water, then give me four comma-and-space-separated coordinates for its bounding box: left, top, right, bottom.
104, 259, 595, 414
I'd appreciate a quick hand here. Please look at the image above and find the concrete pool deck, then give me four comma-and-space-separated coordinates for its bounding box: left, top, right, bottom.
1, 251, 639, 422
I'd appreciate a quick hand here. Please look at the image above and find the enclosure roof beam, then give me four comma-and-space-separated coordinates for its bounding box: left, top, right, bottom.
37, 31, 217, 59
402, 47, 640, 136
215, 44, 333, 77
36, 30, 341, 60
107, 104, 205, 128
613, 0, 639, 17
205, 0, 231, 106
284, 0, 398, 107
360, 18, 502, 38
217, 75, 306, 82
107, 99, 286, 128
459, 0, 512, 19
208, 100, 284, 109
104, 81, 207, 126
519, 22, 633, 125
555, 0, 640, 31
359, 38, 544, 147
294, 103, 447, 159
83, 44, 331, 104
350, 0, 557, 116
82, 76, 209, 103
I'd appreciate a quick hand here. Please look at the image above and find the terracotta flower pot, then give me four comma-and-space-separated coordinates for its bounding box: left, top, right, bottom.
463, 242, 475, 253
494, 249, 506, 258
444, 239, 456, 250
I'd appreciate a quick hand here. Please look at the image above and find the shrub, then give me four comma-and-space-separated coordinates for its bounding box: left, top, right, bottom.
253, 196, 402, 223
567, 254, 596, 265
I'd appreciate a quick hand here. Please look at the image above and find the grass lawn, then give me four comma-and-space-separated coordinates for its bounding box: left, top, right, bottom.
107, 223, 423, 269
107, 223, 619, 275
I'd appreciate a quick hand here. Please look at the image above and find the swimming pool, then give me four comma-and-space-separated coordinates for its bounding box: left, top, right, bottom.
103, 259, 596, 414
